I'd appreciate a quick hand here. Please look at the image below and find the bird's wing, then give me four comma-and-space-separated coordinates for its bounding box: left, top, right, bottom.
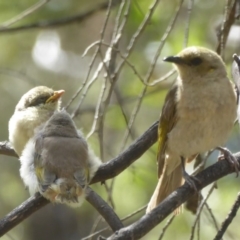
232, 54, 240, 105
157, 84, 178, 177
34, 134, 56, 192
44, 136, 88, 168
74, 168, 89, 188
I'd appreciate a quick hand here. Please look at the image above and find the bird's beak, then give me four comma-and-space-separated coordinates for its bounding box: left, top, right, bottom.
46, 90, 65, 103
163, 56, 185, 64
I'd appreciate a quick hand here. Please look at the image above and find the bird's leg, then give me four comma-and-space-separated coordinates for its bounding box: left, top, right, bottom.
181, 157, 199, 192
216, 146, 239, 177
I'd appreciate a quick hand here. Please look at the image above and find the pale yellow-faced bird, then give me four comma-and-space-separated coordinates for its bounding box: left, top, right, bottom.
9, 86, 64, 156
20, 110, 101, 207
146, 46, 237, 213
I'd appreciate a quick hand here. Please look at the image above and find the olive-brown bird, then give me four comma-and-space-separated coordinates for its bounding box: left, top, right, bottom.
9, 86, 64, 156
146, 46, 237, 213
20, 110, 101, 207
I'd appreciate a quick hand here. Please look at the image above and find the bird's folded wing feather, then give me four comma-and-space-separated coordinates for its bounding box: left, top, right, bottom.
34, 133, 89, 179
157, 84, 178, 177
34, 134, 57, 191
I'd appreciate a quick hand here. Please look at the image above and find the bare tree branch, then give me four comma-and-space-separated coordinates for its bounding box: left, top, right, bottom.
0, 0, 121, 33
190, 183, 217, 240
1, 117, 240, 239
107, 152, 240, 240
213, 192, 240, 240
158, 215, 175, 240
82, 205, 146, 240
0, 120, 158, 162
216, 0, 238, 56
0, 187, 124, 237
0, 141, 18, 157
0, 193, 48, 237
0, 0, 238, 239
91, 121, 158, 183
0, 121, 158, 236
0, 0, 50, 28
85, 187, 123, 231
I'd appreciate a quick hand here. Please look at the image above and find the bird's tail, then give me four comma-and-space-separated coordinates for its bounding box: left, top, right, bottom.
146, 163, 183, 214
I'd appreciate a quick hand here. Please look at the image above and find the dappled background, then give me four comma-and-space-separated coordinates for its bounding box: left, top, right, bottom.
0, 0, 240, 239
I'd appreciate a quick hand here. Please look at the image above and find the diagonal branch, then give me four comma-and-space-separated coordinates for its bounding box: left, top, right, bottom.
0, 0, 50, 28
0, 121, 158, 236
0, 141, 18, 157
85, 187, 124, 232
0, 193, 48, 237
0, 0, 121, 33
213, 192, 240, 240
0, 186, 124, 237
216, 0, 238, 56
91, 121, 158, 183
1, 119, 240, 239
107, 152, 240, 240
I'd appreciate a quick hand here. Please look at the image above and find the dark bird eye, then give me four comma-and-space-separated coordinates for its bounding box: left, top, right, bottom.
190, 57, 202, 66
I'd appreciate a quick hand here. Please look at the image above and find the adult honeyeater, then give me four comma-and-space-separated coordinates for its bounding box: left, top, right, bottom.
9, 86, 64, 156
146, 46, 237, 213
20, 110, 101, 207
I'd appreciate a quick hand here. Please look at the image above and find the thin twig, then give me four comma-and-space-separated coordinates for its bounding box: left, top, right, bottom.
183, 0, 194, 47
197, 212, 201, 240
86, 0, 115, 142
85, 187, 123, 232
83, 205, 146, 240
192, 150, 214, 176
0, 0, 121, 33
0, 187, 124, 238
0, 0, 50, 28
89, 216, 103, 240
120, 0, 184, 151
91, 121, 158, 183
70, 0, 115, 118
103, 182, 115, 209
204, 203, 219, 231
158, 215, 175, 240
216, 0, 237, 56
1, 148, 240, 237
213, 192, 240, 240
86, 40, 177, 86
0, 68, 37, 84
0, 193, 49, 237
107, 154, 240, 239
190, 183, 217, 240
87, 1, 131, 217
